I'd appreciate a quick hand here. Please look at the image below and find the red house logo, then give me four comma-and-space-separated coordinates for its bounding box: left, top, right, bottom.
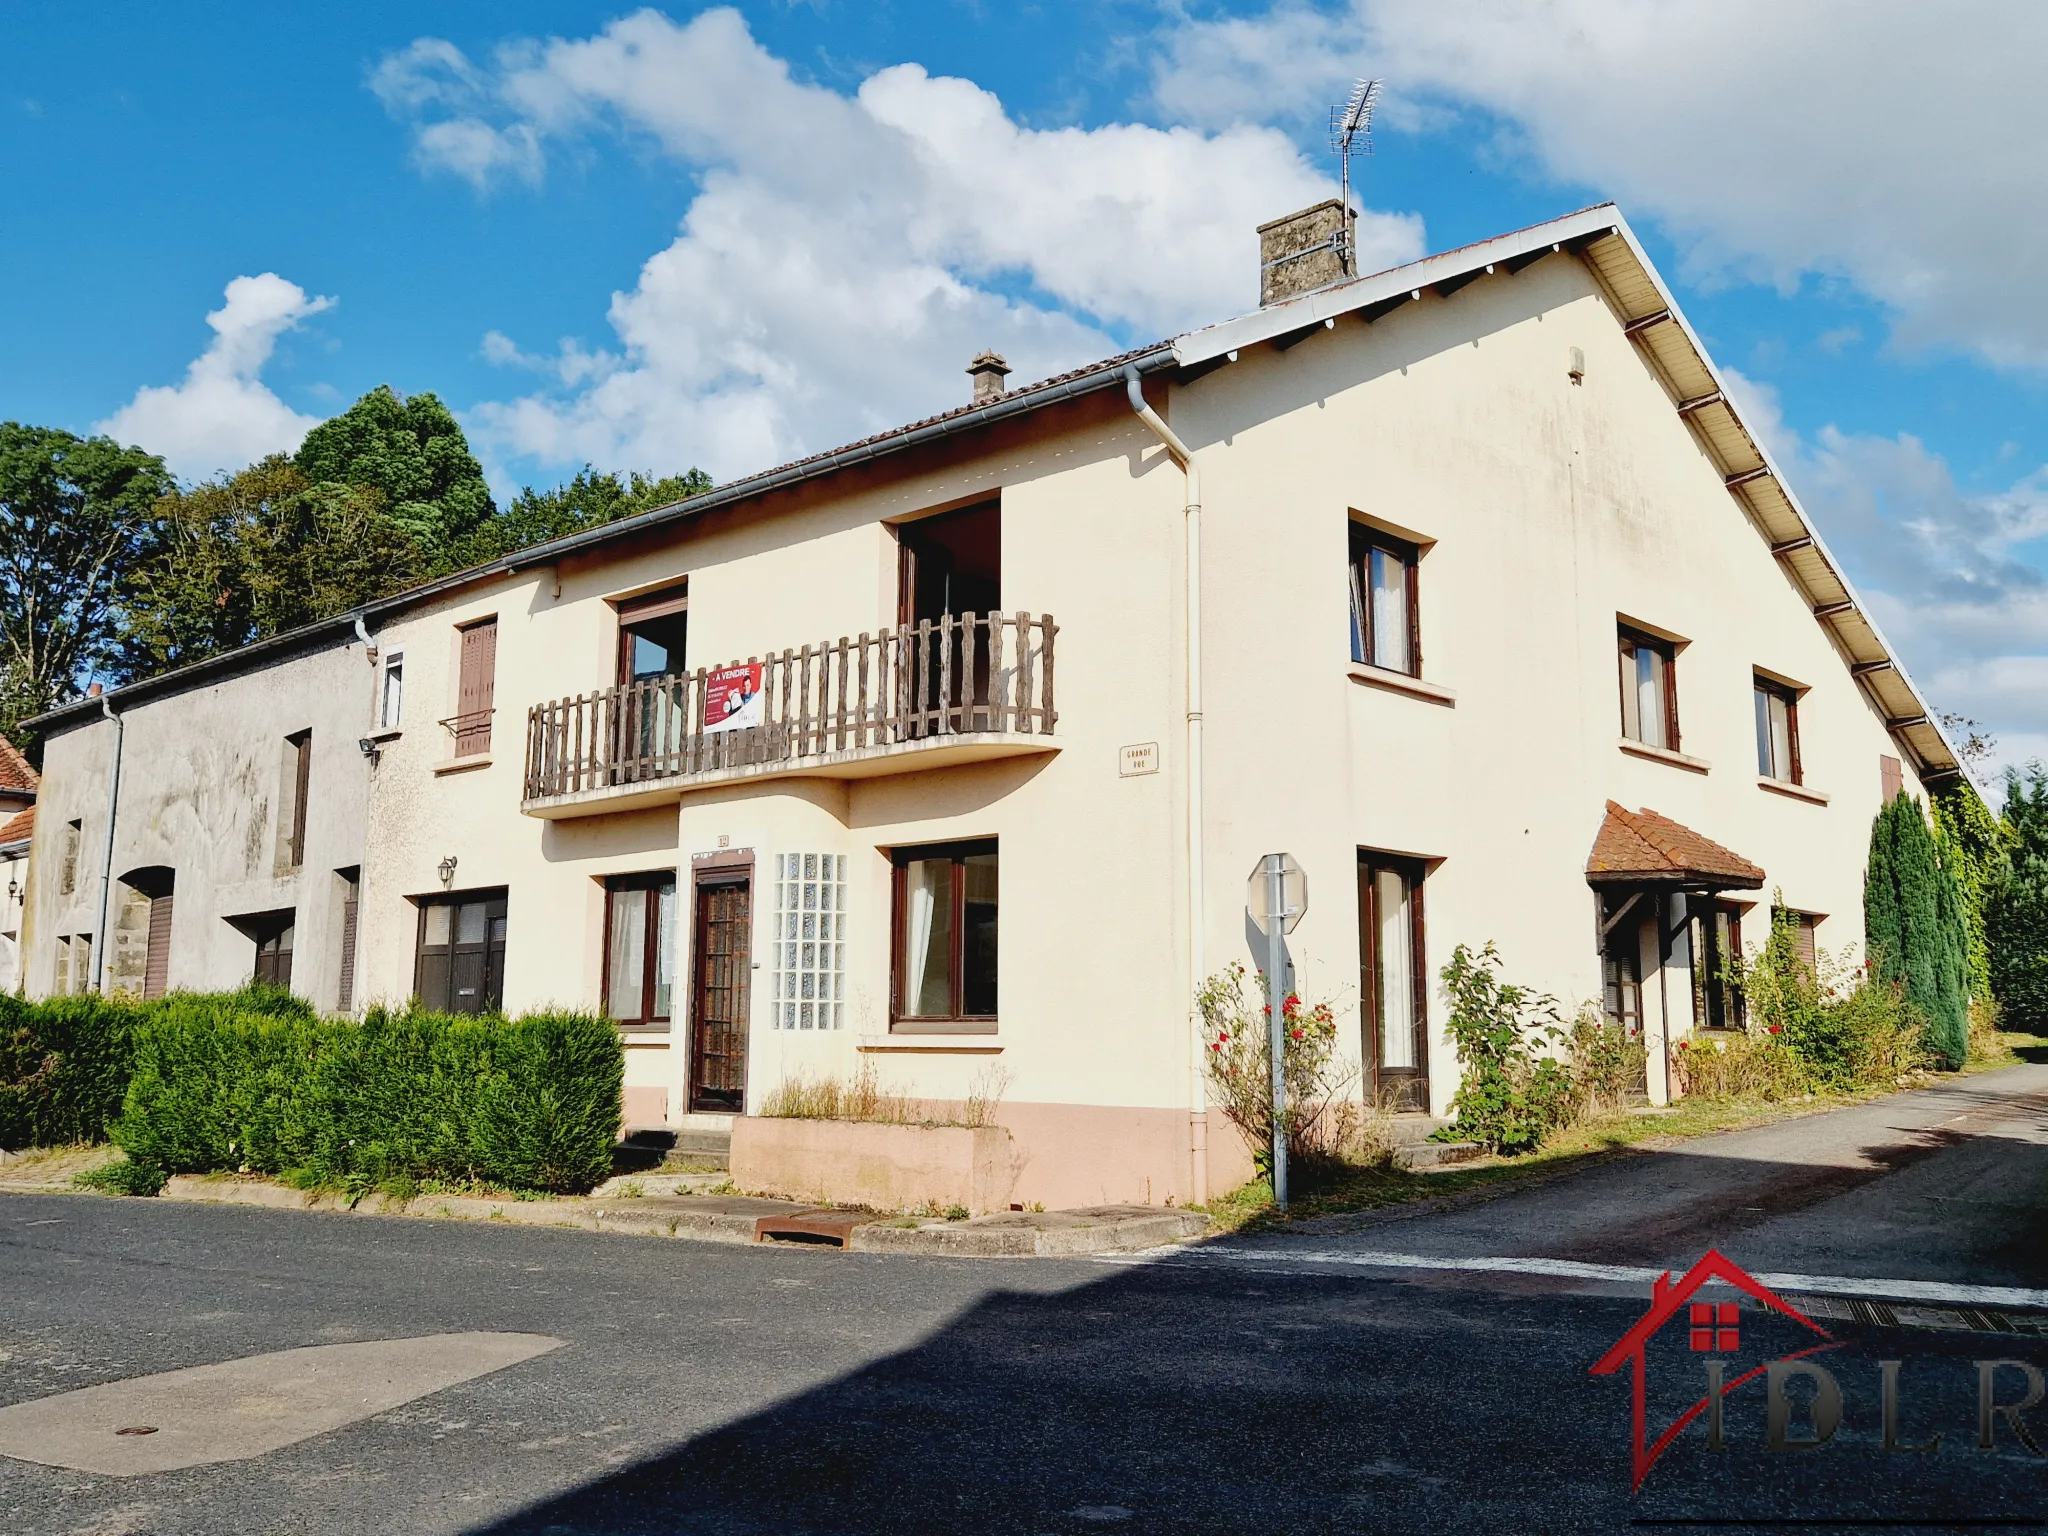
1589, 1249, 1842, 1490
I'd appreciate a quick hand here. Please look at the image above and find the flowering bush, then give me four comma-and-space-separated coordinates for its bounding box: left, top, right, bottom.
1198, 963, 1357, 1177
1439, 943, 1578, 1155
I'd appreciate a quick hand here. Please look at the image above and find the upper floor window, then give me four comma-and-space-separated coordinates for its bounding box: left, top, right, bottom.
616, 586, 689, 687
1348, 524, 1419, 676
1618, 626, 1679, 751
60, 818, 80, 897
453, 618, 497, 757
899, 502, 1001, 625
281, 731, 312, 869
1754, 675, 1802, 784
379, 650, 405, 729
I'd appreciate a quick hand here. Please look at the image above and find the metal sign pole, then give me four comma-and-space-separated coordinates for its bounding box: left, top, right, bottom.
1265, 853, 1289, 1210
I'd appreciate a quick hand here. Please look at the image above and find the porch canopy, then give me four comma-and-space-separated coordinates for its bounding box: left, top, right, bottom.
1585, 801, 1764, 893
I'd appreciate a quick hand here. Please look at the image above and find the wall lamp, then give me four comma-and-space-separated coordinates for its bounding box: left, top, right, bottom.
437, 854, 458, 887
358, 737, 380, 764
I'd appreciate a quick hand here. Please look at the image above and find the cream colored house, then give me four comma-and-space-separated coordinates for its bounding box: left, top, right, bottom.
23, 203, 1964, 1209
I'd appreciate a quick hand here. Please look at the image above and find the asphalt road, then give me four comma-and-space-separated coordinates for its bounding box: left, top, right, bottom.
0, 1064, 2043, 1535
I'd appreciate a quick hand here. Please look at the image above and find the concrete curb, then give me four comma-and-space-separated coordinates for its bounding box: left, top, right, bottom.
143, 1176, 1211, 1257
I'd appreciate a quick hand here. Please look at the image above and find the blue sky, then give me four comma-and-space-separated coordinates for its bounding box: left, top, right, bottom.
3, 1, 2044, 773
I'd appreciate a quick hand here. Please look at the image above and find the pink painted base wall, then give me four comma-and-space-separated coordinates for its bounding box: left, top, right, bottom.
730, 1103, 1261, 1215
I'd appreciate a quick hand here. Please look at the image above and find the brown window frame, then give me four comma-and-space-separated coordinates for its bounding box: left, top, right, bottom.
1358, 852, 1429, 1110
1690, 897, 1745, 1032
1618, 625, 1681, 752
1754, 675, 1802, 784
285, 730, 312, 868
889, 838, 997, 1033
251, 910, 295, 991
602, 871, 678, 1030
615, 586, 690, 688
449, 617, 498, 758
1348, 523, 1421, 676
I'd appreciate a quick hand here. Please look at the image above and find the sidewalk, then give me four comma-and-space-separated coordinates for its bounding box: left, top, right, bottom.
0, 1150, 1209, 1258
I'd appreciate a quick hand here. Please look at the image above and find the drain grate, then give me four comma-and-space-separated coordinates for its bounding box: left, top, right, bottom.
754, 1211, 866, 1248
1787, 1294, 2048, 1336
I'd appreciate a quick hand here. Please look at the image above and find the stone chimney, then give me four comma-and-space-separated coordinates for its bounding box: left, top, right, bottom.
967, 350, 1010, 405
1257, 200, 1350, 307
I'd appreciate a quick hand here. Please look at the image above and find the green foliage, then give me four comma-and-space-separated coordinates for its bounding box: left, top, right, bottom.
116, 457, 424, 675
0, 423, 173, 749
74, 1156, 168, 1196
0, 992, 139, 1148
293, 386, 494, 555
1931, 783, 2006, 1004
1987, 765, 2048, 1034
1733, 902, 1931, 1094
1198, 963, 1358, 1176
1864, 792, 1970, 1068
1439, 943, 1578, 1155
437, 467, 713, 573
112, 996, 622, 1194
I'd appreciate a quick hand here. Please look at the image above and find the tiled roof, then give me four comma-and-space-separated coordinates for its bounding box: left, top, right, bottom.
0, 736, 37, 795
1586, 801, 1764, 888
0, 804, 33, 849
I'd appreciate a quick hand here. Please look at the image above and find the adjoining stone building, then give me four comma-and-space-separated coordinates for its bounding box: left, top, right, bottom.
22, 203, 1971, 1208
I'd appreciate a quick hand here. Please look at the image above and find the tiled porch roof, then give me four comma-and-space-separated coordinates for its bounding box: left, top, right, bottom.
1586, 801, 1764, 889
0, 736, 38, 796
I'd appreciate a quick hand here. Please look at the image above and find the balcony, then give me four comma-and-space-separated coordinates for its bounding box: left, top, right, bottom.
521, 612, 1059, 817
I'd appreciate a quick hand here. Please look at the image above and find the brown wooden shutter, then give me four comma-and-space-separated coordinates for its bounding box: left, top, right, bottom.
338, 880, 360, 1013
457, 619, 498, 756
289, 733, 312, 866
142, 891, 173, 1001
1879, 753, 1903, 802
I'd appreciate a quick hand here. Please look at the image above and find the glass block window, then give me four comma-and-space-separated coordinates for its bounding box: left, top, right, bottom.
773, 853, 847, 1029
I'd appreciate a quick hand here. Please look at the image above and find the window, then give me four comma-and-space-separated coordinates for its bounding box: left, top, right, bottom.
1689, 898, 1744, 1031
337, 869, 360, 1014
415, 890, 507, 1014
772, 853, 847, 1030
281, 731, 312, 869
452, 618, 497, 757
604, 873, 677, 1028
253, 915, 295, 989
379, 650, 405, 729
898, 503, 1001, 625
1754, 676, 1801, 783
1358, 854, 1427, 1109
616, 586, 689, 686
60, 819, 80, 897
54, 935, 71, 996
69, 933, 93, 995
891, 840, 996, 1029
1348, 524, 1419, 675
1772, 906, 1822, 976
1618, 626, 1680, 751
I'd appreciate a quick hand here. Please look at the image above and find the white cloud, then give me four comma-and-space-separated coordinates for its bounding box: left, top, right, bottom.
97, 274, 333, 482
374, 8, 1425, 479
1723, 368, 2048, 778
1153, 0, 2048, 371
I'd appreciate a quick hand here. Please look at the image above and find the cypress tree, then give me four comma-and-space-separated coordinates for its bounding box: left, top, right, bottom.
1865, 792, 1968, 1068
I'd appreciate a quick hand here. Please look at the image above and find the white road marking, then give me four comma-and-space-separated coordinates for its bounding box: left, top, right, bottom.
1101, 1245, 2048, 1311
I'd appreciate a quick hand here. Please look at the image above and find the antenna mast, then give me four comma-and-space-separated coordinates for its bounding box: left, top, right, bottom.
1329, 78, 1382, 277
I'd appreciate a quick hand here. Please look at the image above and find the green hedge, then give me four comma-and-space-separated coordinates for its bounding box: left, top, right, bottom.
0, 992, 140, 1149
115, 998, 622, 1194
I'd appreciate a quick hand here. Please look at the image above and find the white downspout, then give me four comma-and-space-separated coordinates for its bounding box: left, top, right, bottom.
1124, 364, 1209, 1206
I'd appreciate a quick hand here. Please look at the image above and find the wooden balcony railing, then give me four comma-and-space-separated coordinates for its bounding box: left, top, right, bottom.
523, 611, 1057, 803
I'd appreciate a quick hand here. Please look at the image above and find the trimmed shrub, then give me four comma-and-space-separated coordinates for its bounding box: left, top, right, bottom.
113, 999, 622, 1194
0, 993, 140, 1149
1439, 942, 1577, 1155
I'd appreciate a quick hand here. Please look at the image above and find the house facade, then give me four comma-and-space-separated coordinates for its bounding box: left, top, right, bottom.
21, 204, 1964, 1209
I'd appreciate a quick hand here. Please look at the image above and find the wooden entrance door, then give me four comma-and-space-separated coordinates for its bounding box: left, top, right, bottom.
689, 874, 752, 1112
1359, 853, 1429, 1112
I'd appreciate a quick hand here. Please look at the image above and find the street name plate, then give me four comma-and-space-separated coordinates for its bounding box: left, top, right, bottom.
1119, 743, 1159, 776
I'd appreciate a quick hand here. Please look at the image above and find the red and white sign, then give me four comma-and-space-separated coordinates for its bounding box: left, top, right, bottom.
704, 663, 764, 734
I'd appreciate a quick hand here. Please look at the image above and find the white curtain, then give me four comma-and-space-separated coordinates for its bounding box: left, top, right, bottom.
608, 888, 647, 1020
1377, 870, 1415, 1069
1370, 548, 1410, 674
902, 860, 946, 1016
1635, 648, 1666, 749
652, 881, 676, 1020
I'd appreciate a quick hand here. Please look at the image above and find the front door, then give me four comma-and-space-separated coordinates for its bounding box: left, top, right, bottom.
689, 873, 752, 1112
1359, 853, 1429, 1112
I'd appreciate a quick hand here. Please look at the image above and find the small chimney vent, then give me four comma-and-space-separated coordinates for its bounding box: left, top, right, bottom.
1257, 200, 1350, 307
967, 350, 1010, 405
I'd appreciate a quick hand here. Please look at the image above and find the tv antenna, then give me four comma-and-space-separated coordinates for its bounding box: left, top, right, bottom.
1329, 78, 1382, 276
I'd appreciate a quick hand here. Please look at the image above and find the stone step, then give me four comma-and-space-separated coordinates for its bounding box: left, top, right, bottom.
1380, 1114, 1457, 1147
1392, 1139, 1484, 1171
615, 1128, 731, 1173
